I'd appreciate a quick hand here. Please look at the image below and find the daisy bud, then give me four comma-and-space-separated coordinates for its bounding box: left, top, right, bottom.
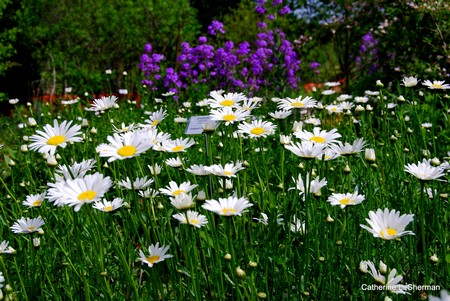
366, 105, 373, 111
430, 254, 439, 263
103, 162, 109, 168
20, 145, 28, 152
28, 117, 37, 127
404, 147, 409, 152
249, 261, 257, 267
8, 159, 16, 166
319, 256, 325, 262
326, 215, 334, 223
359, 261, 368, 273
100, 271, 108, 276
157, 202, 164, 209
90, 127, 98, 134
370, 163, 378, 169
419, 90, 424, 97
379, 261, 387, 274
38, 228, 44, 235
203, 121, 217, 133
33, 238, 41, 247
257, 292, 267, 299
397, 95, 405, 102
407, 127, 413, 133
81, 119, 89, 127
292, 121, 303, 133
55, 154, 62, 160
384, 297, 392, 301
344, 164, 351, 173
355, 105, 365, 112
224, 253, 231, 260
105, 69, 112, 74
235, 266, 246, 277
280, 135, 292, 145
336, 240, 342, 246
422, 149, 431, 157
242, 160, 250, 167
376, 80, 384, 87
404, 115, 410, 122
440, 193, 448, 199
365, 148, 376, 162
197, 191, 206, 201
23, 135, 29, 141
431, 157, 441, 166
5, 284, 12, 293
390, 135, 397, 141
27, 102, 32, 107
298, 162, 304, 169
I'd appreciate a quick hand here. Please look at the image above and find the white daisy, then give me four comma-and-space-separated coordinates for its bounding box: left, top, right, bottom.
204, 161, 245, 177
304, 117, 321, 126
209, 107, 251, 125
23, 192, 47, 208
0, 240, 16, 254
354, 96, 369, 103
11, 217, 45, 234
98, 131, 154, 162
294, 127, 341, 145
202, 195, 253, 216
112, 122, 137, 133
360, 208, 415, 240
329, 138, 366, 155
325, 104, 343, 114
326, 189, 365, 208
48, 172, 112, 211
93, 198, 125, 212
185, 164, 211, 176
337, 94, 352, 101
170, 193, 195, 210
148, 163, 162, 175
405, 158, 446, 181
29, 120, 83, 155
289, 173, 327, 196
143, 108, 168, 127
159, 181, 198, 197
160, 138, 195, 153
290, 215, 306, 234
422, 80, 450, 90
429, 290, 450, 301
86, 95, 118, 111
165, 157, 184, 168
253, 212, 284, 226
277, 96, 317, 111
117, 176, 154, 190
138, 188, 159, 199
172, 210, 208, 228
268, 110, 292, 119
237, 119, 277, 138
138, 243, 173, 267
55, 159, 96, 181
284, 141, 326, 159
401, 76, 419, 87
207, 91, 247, 108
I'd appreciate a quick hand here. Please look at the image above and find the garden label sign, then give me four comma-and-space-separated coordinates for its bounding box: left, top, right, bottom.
185, 116, 217, 135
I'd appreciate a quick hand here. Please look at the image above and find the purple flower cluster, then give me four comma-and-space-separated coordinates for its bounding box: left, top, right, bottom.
138, 4, 304, 95
356, 32, 379, 74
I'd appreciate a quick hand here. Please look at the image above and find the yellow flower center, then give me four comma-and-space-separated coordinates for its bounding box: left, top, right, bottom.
223, 114, 236, 122
172, 145, 185, 152
331, 107, 337, 112
32, 200, 42, 207
117, 145, 137, 157
220, 99, 234, 106
291, 102, 304, 107
151, 120, 159, 126
146, 255, 160, 264
380, 228, 397, 238
221, 208, 237, 215
189, 219, 199, 225
47, 135, 66, 146
172, 189, 185, 196
28, 226, 36, 232
103, 206, 113, 212
78, 190, 97, 201
339, 198, 352, 205
432, 84, 442, 89
309, 136, 326, 143
224, 171, 232, 176
250, 127, 265, 135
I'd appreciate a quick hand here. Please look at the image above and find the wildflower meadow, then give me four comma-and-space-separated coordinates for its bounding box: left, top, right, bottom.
0, 0, 449, 300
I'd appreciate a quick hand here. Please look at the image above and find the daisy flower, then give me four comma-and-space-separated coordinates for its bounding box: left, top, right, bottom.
322, 89, 336, 95
284, 141, 326, 159
422, 80, 450, 90
327, 189, 365, 208
48, 172, 112, 211
268, 110, 292, 119
290, 215, 306, 234
289, 173, 327, 196
117, 176, 154, 190
165, 157, 184, 168
23, 192, 47, 208
337, 94, 352, 101
401, 76, 419, 87
143, 108, 168, 127
360, 208, 414, 240
238, 98, 260, 112
202, 195, 253, 216
253, 212, 284, 226
209, 107, 251, 125
207, 91, 247, 108
11, 217, 45, 234
204, 161, 245, 177
366, 261, 409, 294
325, 104, 343, 114
0, 240, 16, 254
55, 159, 96, 181
148, 163, 162, 175
185, 164, 211, 176
161, 138, 195, 153
276, 96, 317, 111
304, 117, 321, 126
294, 127, 341, 145
170, 193, 195, 210
329, 138, 366, 155
237, 119, 277, 138
354, 96, 369, 103
112, 122, 137, 133
29, 120, 83, 155
86, 95, 118, 111
98, 131, 154, 162
405, 158, 446, 181
9, 98, 19, 104
138, 188, 159, 199
324, 81, 341, 87
159, 181, 198, 197
139, 243, 173, 268
93, 198, 125, 212
172, 210, 208, 228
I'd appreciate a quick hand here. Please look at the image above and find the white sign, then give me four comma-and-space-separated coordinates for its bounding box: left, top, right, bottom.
185, 116, 217, 135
